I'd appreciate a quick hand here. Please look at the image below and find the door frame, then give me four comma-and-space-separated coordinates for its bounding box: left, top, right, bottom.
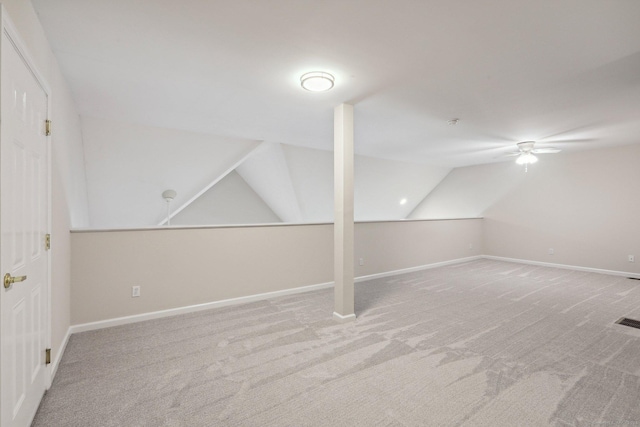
0, 4, 53, 406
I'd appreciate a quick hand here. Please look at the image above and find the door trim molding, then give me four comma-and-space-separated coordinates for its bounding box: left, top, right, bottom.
51, 327, 71, 380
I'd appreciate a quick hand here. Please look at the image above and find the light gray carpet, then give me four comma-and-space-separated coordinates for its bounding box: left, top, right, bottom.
32, 260, 640, 426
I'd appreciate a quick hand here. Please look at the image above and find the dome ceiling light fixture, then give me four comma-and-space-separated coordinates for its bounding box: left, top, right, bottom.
300, 71, 335, 92
162, 189, 177, 201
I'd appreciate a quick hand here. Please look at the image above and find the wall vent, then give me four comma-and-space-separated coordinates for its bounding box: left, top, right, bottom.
616, 317, 640, 330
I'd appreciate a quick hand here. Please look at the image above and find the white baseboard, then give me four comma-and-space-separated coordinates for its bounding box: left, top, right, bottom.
66, 255, 640, 336
50, 326, 71, 384
482, 255, 640, 279
355, 255, 482, 283
333, 312, 357, 321
69, 255, 480, 334
70, 281, 334, 334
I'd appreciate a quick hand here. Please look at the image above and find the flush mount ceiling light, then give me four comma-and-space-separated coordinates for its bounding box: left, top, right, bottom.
399, 198, 408, 205
300, 71, 334, 92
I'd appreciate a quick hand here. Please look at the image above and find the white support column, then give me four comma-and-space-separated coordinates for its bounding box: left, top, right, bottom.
333, 103, 356, 321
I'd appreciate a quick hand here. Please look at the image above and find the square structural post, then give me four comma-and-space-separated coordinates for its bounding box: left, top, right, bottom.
333, 103, 356, 321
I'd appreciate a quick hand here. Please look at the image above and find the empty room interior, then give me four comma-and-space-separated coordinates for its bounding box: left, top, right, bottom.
1, 1, 640, 426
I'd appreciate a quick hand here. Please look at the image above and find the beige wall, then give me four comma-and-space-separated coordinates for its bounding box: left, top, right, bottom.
71, 225, 333, 324
484, 144, 640, 274
355, 219, 482, 277
412, 143, 640, 274
70, 219, 483, 324
2, 1, 87, 366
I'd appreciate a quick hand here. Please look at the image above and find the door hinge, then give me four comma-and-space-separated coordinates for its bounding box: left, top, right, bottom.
45, 233, 51, 250
45, 119, 52, 136
45, 348, 51, 365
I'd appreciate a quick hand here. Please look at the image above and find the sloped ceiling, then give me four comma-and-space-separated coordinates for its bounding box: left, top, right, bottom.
81, 113, 453, 227
253, 144, 453, 223
81, 117, 260, 227
354, 156, 450, 221
31, 1, 640, 227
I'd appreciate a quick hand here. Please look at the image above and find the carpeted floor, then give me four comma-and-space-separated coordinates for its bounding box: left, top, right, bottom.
32, 260, 640, 426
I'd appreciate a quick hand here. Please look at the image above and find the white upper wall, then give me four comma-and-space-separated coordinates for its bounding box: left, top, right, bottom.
282, 144, 334, 222
236, 143, 302, 223
80, 116, 260, 228
408, 162, 526, 219
170, 171, 280, 226
50, 64, 90, 227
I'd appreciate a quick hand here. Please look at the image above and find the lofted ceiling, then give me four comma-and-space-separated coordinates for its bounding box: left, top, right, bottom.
30, 0, 640, 227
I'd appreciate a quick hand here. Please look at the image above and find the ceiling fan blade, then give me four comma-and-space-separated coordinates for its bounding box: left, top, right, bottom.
531, 147, 561, 154
502, 152, 522, 157
540, 138, 597, 145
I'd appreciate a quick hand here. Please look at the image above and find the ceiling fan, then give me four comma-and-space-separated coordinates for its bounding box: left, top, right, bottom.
504, 141, 561, 171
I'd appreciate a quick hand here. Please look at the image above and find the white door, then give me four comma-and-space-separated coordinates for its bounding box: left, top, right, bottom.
1, 29, 50, 427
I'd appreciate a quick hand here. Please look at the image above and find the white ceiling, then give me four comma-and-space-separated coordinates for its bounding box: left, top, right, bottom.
32, 0, 640, 168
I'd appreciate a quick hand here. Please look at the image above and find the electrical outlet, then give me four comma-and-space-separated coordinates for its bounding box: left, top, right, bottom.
359, 258, 364, 266
469, 243, 473, 251
548, 248, 554, 255
629, 255, 635, 263
132, 286, 141, 297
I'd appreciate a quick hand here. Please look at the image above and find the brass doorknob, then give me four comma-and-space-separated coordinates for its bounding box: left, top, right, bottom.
4, 273, 27, 289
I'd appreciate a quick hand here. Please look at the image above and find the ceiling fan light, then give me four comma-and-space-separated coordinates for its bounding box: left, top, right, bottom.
300, 71, 334, 92
516, 153, 538, 165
